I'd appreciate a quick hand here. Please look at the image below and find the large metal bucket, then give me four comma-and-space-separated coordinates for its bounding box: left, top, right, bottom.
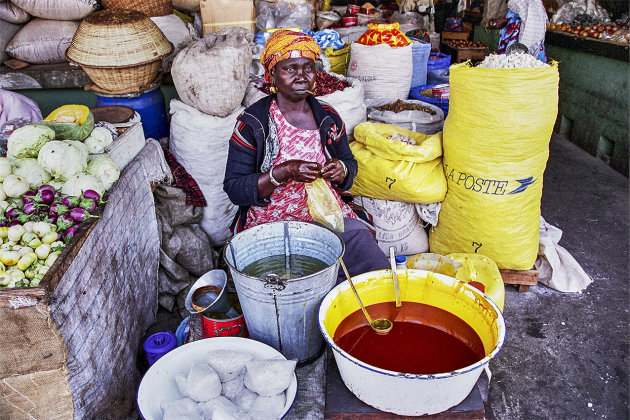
224, 221, 344, 363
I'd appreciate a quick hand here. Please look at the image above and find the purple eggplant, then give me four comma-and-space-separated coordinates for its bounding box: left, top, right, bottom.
0, 221, 7, 227
63, 225, 80, 244
34, 189, 55, 205
37, 185, 56, 194
22, 196, 34, 204
62, 196, 80, 208
79, 197, 96, 212
50, 202, 69, 217
45, 214, 58, 225
23, 202, 38, 215
56, 214, 74, 232
69, 207, 100, 223
82, 190, 101, 201
23, 190, 36, 197
7, 220, 21, 227
6, 208, 21, 219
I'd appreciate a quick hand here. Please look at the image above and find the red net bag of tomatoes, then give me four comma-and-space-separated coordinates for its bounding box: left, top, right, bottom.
356, 23, 410, 47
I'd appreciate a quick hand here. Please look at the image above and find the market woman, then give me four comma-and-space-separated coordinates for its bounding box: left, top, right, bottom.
489, 0, 548, 62
223, 30, 389, 282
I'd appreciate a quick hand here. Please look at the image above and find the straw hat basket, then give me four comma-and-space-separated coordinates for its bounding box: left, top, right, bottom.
66, 9, 173, 92
101, 0, 173, 18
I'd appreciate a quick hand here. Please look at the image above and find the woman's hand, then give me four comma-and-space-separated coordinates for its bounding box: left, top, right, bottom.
320, 158, 346, 184
276, 160, 322, 183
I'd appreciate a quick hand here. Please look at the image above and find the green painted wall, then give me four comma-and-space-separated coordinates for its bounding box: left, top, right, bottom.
546, 45, 629, 176
473, 26, 501, 52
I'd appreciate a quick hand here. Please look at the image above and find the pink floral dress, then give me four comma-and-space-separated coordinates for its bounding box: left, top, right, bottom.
245, 100, 357, 229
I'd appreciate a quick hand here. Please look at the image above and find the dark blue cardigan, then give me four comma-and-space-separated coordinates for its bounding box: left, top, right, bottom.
223, 94, 359, 233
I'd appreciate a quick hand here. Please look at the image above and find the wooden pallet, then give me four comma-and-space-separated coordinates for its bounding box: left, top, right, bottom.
499, 268, 539, 292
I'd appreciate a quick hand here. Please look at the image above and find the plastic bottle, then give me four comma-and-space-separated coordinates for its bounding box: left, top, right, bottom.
395, 255, 407, 269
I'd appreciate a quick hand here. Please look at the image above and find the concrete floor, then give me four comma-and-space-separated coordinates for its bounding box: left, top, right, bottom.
142, 133, 629, 419
486, 134, 629, 419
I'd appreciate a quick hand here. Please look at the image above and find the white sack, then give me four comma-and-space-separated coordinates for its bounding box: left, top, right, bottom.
6, 18, 78, 64
0, 20, 22, 63
318, 73, 366, 141
0, 1, 29, 24
10, 0, 97, 20
535, 217, 593, 293
169, 99, 241, 247
354, 196, 429, 256
171, 27, 252, 117
347, 43, 413, 101
366, 98, 444, 135
151, 14, 198, 72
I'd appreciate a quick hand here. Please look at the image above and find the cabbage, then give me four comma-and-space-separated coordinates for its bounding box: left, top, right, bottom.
7, 124, 55, 159
86, 155, 120, 191
38, 141, 88, 180
12, 158, 51, 189
63, 140, 89, 163
84, 127, 114, 154
0, 157, 12, 181
3, 174, 29, 198
61, 173, 105, 197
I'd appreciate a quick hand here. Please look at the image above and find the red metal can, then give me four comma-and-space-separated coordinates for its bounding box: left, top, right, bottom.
342, 15, 358, 27
346, 4, 360, 14
201, 312, 249, 338
432, 84, 450, 100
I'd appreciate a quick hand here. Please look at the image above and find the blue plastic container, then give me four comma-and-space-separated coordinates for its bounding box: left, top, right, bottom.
410, 38, 431, 88
427, 69, 450, 85
426, 53, 452, 76
143, 331, 177, 366
409, 84, 450, 118
94, 84, 168, 140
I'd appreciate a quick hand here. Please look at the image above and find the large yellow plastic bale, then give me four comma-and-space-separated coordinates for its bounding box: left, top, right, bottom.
429, 62, 559, 270
349, 122, 446, 204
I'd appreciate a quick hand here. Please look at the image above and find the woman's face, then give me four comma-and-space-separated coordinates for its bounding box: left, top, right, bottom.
271, 57, 316, 101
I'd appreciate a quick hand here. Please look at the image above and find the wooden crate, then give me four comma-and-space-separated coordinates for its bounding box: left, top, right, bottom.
442, 43, 489, 63
441, 31, 471, 41
500, 268, 539, 292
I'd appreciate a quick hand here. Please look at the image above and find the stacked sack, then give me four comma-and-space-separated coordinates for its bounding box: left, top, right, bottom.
350, 122, 447, 256
170, 27, 254, 247
429, 60, 559, 270
347, 23, 413, 101
2, 0, 98, 64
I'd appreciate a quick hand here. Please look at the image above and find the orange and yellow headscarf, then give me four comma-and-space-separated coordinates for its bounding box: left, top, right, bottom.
260, 30, 321, 83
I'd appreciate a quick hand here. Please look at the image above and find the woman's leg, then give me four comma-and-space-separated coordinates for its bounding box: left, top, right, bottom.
336, 217, 390, 284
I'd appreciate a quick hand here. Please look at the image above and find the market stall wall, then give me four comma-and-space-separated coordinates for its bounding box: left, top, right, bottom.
546, 44, 629, 176
0, 140, 170, 418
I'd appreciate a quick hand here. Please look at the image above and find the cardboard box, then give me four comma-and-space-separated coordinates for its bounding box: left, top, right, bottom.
200, 0, 256, 35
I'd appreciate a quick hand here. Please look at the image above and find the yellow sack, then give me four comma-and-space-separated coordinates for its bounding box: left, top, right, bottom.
429, 62, 559, 270
349, 122, 446, 203
306, 178, 344, 232
324, 44, 351, 76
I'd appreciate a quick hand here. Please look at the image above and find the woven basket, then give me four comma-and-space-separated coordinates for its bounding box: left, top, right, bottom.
66, 9, 173, 68
101, 0, 173, 17
82, 61, 162, 92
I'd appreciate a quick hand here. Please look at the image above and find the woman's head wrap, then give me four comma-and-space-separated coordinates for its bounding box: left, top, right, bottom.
260, 30, 321, 83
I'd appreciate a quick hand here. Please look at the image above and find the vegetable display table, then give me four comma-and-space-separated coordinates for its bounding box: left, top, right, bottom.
0, 140, 170, 419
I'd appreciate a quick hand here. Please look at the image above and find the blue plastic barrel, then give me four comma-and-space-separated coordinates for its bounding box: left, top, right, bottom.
94, 84, 168, 140
409, 84, 450, 118
410, 38, 431, 88
426, 53, 451, 76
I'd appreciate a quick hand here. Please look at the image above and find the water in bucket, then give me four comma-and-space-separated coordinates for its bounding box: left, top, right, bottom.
224, 221, 344, 363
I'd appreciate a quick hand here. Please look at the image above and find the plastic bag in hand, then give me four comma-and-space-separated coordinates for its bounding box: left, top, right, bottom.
305, 178, 344, 232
